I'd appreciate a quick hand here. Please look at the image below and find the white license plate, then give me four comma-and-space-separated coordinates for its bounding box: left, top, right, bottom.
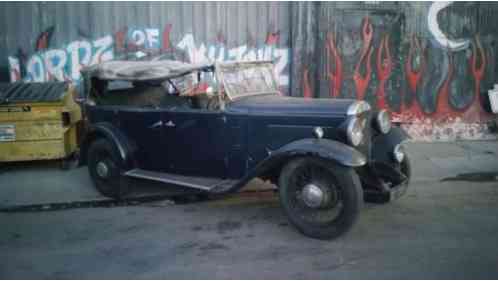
0, 124, 15, 142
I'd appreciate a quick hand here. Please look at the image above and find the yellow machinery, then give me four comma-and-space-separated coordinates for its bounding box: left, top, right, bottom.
0, 82, 82, 166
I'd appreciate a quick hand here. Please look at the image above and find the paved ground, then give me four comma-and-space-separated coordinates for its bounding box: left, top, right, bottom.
1, 141, 498, 278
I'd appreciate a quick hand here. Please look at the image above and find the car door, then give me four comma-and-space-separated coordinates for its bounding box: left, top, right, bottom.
161, 109, 227, 178
118, 108, 165, 171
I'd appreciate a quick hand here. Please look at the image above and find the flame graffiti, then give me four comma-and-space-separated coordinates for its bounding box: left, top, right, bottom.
403, 34, 426, 120
325, 32, 343, 98
265, 30, 281, 45
162, 24, 173, 51
114, 27, 128, 52
463, 34, 488, 122
375, 34, 393, 110
303, 68, 312, 99
35, 26, 55, 51
434, 51, 455, 121
353, 17, 373, 101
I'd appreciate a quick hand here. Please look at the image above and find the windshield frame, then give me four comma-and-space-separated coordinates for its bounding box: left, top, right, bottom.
215, 60, 280, 102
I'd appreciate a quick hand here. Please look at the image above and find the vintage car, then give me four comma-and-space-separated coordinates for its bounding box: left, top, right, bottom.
79, 60, 411, 239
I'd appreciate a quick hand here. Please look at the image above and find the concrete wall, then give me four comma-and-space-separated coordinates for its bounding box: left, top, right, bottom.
1, 1, 497, 141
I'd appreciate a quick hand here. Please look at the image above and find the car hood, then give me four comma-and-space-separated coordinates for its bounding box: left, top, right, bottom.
226, 94, 356, 116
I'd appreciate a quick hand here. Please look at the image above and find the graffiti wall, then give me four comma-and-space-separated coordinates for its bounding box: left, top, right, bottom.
0, 2, 291, 91
1, 2, 497, 141
295, 1, 497, 141
6, 27, 289, 87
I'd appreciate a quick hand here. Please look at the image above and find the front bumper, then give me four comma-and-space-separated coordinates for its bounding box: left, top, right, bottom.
358, 126, 410, 203
361, 162, 410, 203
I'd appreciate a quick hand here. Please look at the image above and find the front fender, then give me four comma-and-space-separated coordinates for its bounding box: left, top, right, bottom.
79, 122, 136, 169
214, 138, 366, 194
274, 138, 367, 167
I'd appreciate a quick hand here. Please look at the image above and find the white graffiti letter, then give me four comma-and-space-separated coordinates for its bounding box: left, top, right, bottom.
8, 56, 21, 82
273, 48, 289, 86
91, 35, 114, 65
67, 40, 93, 81
43, 49, 67, 81
177, 34, 209, 63
145, 28, 160, 49
26, 54, 46, 82
428, 1, 469, 51
228, 45, 247, 61
130, 30, 146, 47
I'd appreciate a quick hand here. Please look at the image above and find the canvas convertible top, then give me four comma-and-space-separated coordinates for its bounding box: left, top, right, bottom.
81, 60, 214, 81
81, 60, 275, 82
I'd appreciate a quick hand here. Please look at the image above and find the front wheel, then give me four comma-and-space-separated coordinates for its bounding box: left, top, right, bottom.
278, 157, 363, 240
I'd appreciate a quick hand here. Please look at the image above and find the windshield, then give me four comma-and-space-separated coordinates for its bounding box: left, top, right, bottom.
218, 61, 279, 100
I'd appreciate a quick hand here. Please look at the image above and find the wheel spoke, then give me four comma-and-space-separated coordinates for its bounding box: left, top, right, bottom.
287, 162, 344, 224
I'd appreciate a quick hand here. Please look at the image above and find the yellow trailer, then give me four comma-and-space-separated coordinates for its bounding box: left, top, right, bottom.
0, 82, 82, 167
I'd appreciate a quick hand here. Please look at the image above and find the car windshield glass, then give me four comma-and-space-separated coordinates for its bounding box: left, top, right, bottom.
218, 62, 278, 100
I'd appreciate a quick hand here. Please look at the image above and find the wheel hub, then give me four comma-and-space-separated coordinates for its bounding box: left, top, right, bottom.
96, 161, 109, 178
302, 183, 326, 208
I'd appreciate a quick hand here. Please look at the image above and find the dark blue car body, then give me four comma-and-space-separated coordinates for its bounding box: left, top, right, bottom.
80, 60, 409, 202
79, 60, 412, 239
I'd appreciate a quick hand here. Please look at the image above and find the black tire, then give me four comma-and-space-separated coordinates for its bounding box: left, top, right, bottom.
88, 138, 129, 199
278, 157, 363, 240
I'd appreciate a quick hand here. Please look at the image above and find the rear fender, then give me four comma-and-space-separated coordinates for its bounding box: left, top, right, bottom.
79, 122, 136, 169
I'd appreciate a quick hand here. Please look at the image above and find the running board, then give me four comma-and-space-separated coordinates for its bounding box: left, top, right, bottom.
124, 169, 236, 191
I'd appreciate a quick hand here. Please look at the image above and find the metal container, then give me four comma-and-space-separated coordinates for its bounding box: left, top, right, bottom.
0, 82, 82, 164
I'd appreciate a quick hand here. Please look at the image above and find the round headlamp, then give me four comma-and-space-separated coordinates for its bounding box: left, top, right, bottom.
347, 117, 365, 146
313, 127, 324, 139
375, 110, 392, 134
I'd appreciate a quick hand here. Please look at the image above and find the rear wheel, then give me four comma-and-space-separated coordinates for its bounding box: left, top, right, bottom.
278, 157, 363, 240
88, 138, 129, 199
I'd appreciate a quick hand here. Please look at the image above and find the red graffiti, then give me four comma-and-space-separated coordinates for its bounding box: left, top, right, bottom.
36, 35, 48, 50
375, 34, 393, 110
471, 35, 486, 101
405, 35, 425, 93
303, 68, 312, 99
13, 69, 21, 82
162, 24, 173, 51
325, 32, 342, 98
265, 30, 280, 45
114, 27, 127, 52
463, 35, 488, 122
353, 17, 373, 100
404, 34, 426, 119
35, 26, 55, 51
216, 30, 226, 45
434, 51, 455, 121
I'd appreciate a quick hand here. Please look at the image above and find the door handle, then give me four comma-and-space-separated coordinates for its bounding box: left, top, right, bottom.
148, 120, 163, 129
165, 120, 176, 127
